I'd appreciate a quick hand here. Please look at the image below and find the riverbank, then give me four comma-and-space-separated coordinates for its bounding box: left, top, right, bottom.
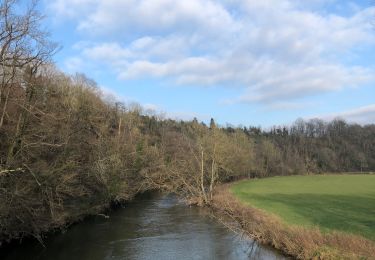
210, 185, 375, 260
1, 192, 285, 260
0, 185, 139, 248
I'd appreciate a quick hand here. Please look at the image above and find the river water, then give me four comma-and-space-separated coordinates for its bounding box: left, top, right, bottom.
1, 193, 286, 260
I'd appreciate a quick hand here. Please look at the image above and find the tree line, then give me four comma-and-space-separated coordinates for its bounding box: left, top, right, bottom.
0, 0, 374, 244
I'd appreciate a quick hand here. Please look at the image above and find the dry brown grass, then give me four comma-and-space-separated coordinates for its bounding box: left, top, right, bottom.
211, 185, 375, 260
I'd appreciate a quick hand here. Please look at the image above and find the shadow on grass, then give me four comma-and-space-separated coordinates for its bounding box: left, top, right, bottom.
241, 193, 375, 241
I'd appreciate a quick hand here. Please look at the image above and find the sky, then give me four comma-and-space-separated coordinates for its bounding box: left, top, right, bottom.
39, 0, 375, 127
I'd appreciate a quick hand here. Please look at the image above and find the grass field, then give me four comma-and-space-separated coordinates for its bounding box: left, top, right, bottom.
230, 174, 375, 241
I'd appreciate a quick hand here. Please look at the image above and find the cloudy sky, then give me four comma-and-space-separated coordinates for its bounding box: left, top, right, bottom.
42, 0, 375, 126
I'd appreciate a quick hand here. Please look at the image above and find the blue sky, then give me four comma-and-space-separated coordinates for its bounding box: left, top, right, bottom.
40, 0, 375, 127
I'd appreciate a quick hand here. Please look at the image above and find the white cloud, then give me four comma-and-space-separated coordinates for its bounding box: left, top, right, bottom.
313, 104, 375, 124
236, 64, 373, 103
50, 0, 237, 37
47, 0, 97, 18
51, 0, 375, 106
82, 43, 132, 62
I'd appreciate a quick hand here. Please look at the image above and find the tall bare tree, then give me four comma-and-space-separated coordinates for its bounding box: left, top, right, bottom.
0, 0, 57, 129
0, 0, 58, 168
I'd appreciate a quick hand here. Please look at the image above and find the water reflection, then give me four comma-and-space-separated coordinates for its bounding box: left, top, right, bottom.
1, 193, 286, 260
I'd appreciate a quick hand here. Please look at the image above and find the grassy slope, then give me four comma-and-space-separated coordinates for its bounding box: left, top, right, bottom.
231, 174, 375, 241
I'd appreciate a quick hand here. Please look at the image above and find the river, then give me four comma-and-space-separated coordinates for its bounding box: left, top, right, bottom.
1, 193, 286, 260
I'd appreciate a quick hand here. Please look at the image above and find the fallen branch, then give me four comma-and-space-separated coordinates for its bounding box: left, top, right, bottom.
0, 168, 24, 176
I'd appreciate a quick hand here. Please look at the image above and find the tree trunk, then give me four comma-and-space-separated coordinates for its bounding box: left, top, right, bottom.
6, 112, 22, 165
209, 157, 215, 200
0, 84, 11, 129
200, 148, 208, 204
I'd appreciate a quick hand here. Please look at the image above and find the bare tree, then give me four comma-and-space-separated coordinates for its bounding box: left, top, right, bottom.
0, 0, 58, 129
0, 0, 58, 167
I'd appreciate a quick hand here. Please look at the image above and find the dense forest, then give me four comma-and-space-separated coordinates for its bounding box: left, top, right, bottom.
0, 0, 374, 245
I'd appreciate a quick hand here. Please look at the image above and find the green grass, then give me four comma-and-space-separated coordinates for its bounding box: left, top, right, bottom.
230, 174, 375, 241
